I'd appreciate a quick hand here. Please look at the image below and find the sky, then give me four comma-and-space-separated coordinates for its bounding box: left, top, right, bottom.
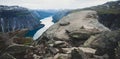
0, 0, 117, 9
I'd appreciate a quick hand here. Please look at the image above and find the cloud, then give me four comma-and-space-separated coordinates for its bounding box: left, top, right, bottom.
0, 0, 117, 9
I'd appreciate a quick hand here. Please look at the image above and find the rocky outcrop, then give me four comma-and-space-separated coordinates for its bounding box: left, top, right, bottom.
36, 10, 110, 45
0, 5, 41, 32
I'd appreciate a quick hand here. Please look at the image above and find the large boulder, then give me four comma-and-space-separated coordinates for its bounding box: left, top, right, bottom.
84, 30, 120, 59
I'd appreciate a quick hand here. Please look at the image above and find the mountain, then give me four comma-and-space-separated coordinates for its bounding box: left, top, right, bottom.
31, 10, 58, 20
52, 10, 71, 23
0, 5, 41, 32
31, 9, 71, 23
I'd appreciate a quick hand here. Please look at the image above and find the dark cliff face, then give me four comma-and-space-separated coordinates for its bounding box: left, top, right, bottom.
98, 14, 120, 30
96, 1, 120, 30
0, 5, 41, 32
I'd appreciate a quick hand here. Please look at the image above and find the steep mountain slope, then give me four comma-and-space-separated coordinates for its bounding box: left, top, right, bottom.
31, 10, 58, 20
0, 5, 41, 32
52, 10, 71, 23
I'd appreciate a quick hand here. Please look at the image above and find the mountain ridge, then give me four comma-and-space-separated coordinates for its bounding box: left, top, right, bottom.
0, 5, 41, 32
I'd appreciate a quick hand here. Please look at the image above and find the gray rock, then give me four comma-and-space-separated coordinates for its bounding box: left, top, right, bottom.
62, 47, 96, 54
84, 36, 97, 47
93, 54, 109, 59
54, 53, 71, 59
86, 30, 120, 50
53, 41, 69, 48
71, 48, 87, 59
54, 41, 65, 45
83, 30, 120, 59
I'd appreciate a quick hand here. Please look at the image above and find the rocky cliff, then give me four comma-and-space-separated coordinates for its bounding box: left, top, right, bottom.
90, 1, 120, 30
0, 5, 41, 32
73, 1, 120, 30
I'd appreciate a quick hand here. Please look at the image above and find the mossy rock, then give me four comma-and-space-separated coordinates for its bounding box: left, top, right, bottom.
13, 37, 34, 45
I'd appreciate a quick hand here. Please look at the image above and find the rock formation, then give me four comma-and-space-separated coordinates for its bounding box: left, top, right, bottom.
37, 10, 110, 44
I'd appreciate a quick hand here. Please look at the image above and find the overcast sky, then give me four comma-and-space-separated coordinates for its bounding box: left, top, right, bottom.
0, 0, 117, 9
